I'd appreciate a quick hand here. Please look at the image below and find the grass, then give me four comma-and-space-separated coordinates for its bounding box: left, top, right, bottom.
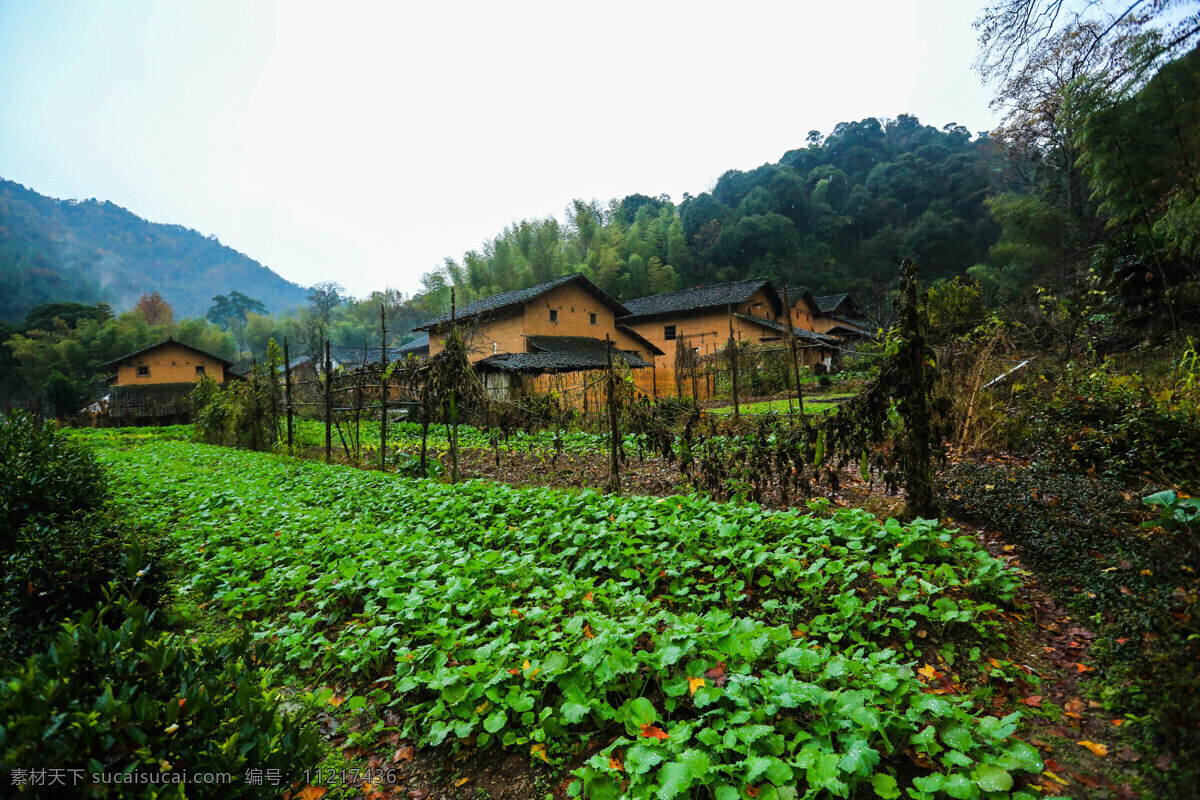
707, 394, 855, 415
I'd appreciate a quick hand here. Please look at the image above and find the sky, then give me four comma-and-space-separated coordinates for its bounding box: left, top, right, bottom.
0, 0, 1001, 299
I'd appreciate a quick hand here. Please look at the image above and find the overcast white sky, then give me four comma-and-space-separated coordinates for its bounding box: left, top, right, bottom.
0, 0, 1000, 299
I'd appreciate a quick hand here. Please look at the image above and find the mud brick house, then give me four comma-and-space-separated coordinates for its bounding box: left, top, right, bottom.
811, 293, 873, 340
106, 338, 236, 385
99, 338, 239, 423
413, 274, 662, 398
617, 279, 841, 370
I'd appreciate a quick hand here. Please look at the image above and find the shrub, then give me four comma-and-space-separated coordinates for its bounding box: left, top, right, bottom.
1, 592, 323, 798
1, 516, 164, 660
941, 460, 1200, 793
0, 412, 107, 553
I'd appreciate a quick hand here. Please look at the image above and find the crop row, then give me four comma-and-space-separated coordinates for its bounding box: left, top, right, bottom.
98, 441, 1039, 799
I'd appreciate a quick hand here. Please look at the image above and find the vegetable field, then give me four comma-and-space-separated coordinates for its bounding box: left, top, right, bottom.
97, 439, 1046, 799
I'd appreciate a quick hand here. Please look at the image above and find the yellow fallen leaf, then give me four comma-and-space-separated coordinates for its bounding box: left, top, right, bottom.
522, 659, 531, 671
1043, 771, 1069, 786
454, 777, 469, 787
1077, 740, 1108, 757
917, 664, 942, 681
475, 700, 490, 714
687, 676, 705, 696
531, 743, 550, 763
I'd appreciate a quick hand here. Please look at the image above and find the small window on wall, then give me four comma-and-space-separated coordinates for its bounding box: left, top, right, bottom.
136, 365, 150, 377
664, 325, 676, 340
195, 365, 206, 376
589, 312, 597, 325
549, 309, 558, 323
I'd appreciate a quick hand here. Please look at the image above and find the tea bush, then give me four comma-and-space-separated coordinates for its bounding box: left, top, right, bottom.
0, 413, 160, 660
941, 460, 1200, 794
1, 514, 163, 659
0, 591, 323, 798
0, 412, 106, 552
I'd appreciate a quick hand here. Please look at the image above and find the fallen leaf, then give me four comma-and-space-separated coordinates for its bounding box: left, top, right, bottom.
531, 743, 550, 763
639, 724, 669, 740
704, 663, 728, 687
746, 786, 760, 798
454, 777, 469, 787
1116, 745, 1140, 762
1077, 740, 1108, 757
1074, 662, 1095, 673
393, 745, 414, 764
1042, 770, 1069, 786
289, 788, 327, 800
1069, 771, 1106, 789
609, 755, 624, 772
1020, 695, 1043, 707
1154, 753, 1174, 771
687, 676, 705, 696
917, 664, 943, 681
1111, 719, 1124, 726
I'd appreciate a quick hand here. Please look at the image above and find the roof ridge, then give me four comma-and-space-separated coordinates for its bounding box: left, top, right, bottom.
625, 277, 768, 304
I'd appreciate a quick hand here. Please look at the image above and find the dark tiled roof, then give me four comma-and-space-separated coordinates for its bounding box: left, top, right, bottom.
479, 335, 650, 373
615, 325, 665, 356
327, 345, 409, 364
414, 274, 629, 331
733, 314, 840, 345
814, 293, 852, 313
104, 337, 236, 369
620, 279, 777, 321
784, 288, 822, 313
395, 333, 429, 355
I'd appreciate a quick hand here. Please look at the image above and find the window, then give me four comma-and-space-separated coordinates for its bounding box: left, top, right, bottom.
195, 365, 206, 376
136, 365, 150, 377
664, 325, 676, 340
549, 309, 558, 323
589, 312, 597, 325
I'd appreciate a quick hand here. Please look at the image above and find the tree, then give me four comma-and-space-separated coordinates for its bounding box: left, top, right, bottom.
293, 282, 344, 364
134, 292, 174, 327
1074, 43, 1200, 325
974, 0, 1200, 85
207, 291, 266, 329
306, 282, 344, 326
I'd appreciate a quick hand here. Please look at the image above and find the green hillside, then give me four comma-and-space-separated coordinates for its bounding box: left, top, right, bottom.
0, 179, 309, 323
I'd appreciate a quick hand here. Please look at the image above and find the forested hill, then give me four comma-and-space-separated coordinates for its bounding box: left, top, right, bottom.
0, 179, 309, 323
432, 115, 1006, 306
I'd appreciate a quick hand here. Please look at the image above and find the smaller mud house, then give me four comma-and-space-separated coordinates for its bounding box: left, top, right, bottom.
413, 274, 662, 399
811, 293, 873, 341
617, 279, 841, 371
99, 338, 238, 423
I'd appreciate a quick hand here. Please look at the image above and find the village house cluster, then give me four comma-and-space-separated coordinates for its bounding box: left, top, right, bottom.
414, 274, 870, 398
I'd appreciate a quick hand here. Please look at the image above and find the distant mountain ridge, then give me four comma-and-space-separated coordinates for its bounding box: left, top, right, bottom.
0, 179, 309, 323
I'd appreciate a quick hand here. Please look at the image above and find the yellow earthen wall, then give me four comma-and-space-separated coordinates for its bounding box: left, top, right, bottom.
428, 283, 653, 363
622, 288, 784, 370
115, 342, 227, 385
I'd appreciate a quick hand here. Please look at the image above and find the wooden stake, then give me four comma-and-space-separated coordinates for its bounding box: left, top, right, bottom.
380, 304, 388, 471
283, 337, 293, 454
